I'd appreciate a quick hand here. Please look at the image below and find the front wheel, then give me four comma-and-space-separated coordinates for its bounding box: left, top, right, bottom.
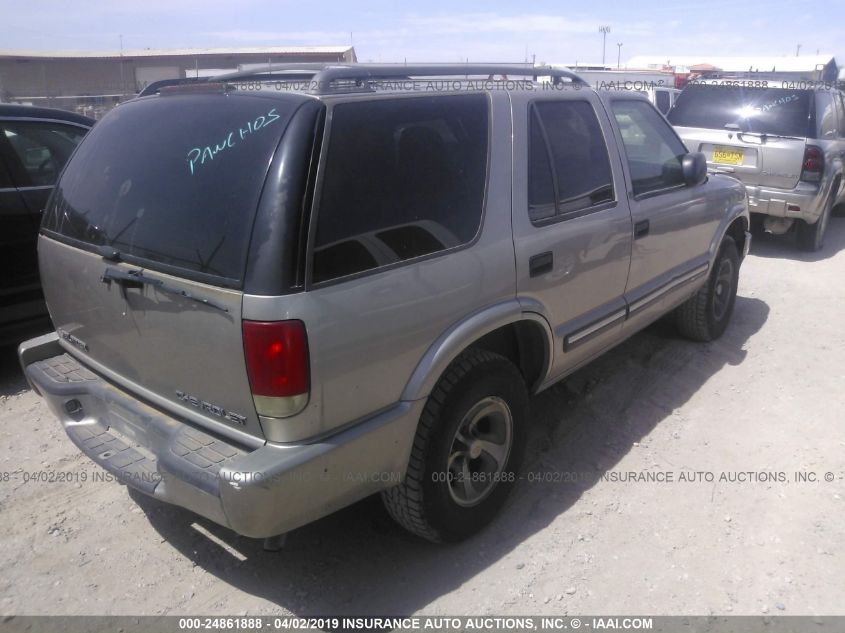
381, 349, 528, 542
674, 236, 740, 342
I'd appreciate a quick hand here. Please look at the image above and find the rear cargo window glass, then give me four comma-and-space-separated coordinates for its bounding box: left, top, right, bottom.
43, 94, 303, 284
668, 85, 812, 137
312, 95, 488, 284
528, 100, 614, 223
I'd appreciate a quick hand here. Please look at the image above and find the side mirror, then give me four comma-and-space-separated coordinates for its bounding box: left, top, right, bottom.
682, 152, 707, 186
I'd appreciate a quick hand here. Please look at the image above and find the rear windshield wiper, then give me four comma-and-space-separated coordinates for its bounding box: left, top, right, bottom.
739, 131, 804, 142
724, 123, 803, 142
100, 268, 229, 313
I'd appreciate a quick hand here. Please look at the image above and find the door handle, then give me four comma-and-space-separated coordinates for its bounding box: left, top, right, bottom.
529, 251, 554, 277
634, 220, 650, 239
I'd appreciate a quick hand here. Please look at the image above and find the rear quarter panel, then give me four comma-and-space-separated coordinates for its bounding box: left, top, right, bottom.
242, 91, 517, 443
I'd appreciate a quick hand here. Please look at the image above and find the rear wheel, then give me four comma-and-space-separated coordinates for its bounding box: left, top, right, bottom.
796, 197, 832, 252
675, 236, 740, 342
381, 349, 528, 542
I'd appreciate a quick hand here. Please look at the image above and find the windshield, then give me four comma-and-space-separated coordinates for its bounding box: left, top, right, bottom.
42, 93, 304, 285
668, 85, 813, 137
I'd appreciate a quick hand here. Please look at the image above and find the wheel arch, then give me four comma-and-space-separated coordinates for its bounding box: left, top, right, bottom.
400, 301, 554, 402
710, 199, 749, 264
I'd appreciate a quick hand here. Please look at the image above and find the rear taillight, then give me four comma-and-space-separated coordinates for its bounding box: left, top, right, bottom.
243, 320, 309, 418
801, 145, 824, 183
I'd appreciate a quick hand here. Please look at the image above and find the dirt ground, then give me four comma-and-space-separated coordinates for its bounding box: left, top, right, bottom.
1, 219, 843, 617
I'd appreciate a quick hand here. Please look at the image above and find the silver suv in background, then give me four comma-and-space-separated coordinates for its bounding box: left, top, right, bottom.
20, 65, 750, 544
669, 82, 845, 251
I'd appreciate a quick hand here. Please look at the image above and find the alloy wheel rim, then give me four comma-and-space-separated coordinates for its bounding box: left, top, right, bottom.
446, 396, 513, 507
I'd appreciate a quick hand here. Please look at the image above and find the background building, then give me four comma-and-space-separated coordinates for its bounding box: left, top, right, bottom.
0, 46, 357, 118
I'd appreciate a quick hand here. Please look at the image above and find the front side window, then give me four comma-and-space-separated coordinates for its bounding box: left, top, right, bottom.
1, 121, 87, 187
312, 95, 488, 284
612, 100, 687, 196
527, 100, 614, 223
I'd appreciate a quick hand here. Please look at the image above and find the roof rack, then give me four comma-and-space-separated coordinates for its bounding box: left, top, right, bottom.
137, 70, 325, 97
212, 63, 588, 94
137, 64, 587, 98
138, 77, 211, 97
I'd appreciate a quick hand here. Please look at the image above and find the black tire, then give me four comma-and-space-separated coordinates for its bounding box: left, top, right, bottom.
675, 236, 740, 342
796, 197, 832, 252
381, 349, 528, 542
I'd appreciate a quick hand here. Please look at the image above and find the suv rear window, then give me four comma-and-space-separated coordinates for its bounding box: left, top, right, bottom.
668, 85, 813, 137
312, 94, 488, 284
43, 93, 304, 285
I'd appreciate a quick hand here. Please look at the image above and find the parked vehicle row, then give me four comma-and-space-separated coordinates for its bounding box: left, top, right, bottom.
18, 64, 750, 543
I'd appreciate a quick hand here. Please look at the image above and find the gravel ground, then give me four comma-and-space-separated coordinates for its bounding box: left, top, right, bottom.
1, 219, 843, 617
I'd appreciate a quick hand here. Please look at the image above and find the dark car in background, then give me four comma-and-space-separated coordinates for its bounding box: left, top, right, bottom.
0, 105, 93, 345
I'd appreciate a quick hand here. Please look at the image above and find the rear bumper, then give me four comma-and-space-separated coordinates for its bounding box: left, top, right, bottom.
19, 334, 421, 538
744, 182, 824, 222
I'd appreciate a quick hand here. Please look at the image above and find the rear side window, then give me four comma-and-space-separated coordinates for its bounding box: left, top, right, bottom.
312, 95, 488, 284
655, 90, 671, 114
612, 100, 687, 196
817, 92, 838, 139
668, 85, 812, 137
0, 150, 13, 188
528, 100, 614, 223
43, 94, 303, 285
1, 121, 87, 187
836, 93, 845, 138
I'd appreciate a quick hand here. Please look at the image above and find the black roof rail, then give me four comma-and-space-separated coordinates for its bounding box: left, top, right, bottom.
138, 76, 212, 97
211, 63, 587, 94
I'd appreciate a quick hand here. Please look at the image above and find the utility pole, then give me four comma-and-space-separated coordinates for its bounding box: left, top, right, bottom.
617, 42, 623, 69
796, 43, 802, 57
599, 25, 611, 65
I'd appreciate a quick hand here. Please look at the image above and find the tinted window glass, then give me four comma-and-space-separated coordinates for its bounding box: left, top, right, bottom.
0, 149, 14, 188
837, 94, 845, 138
528, 100, 614, 223
655, 90, 671, 114
817, 92, 838, 139
43, 94, 303, 284
2, 121, 87, 187
668, 85, 812, 137
313, 95, 488, 283
612, 100, 687, 196
528, 109, 556, 217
